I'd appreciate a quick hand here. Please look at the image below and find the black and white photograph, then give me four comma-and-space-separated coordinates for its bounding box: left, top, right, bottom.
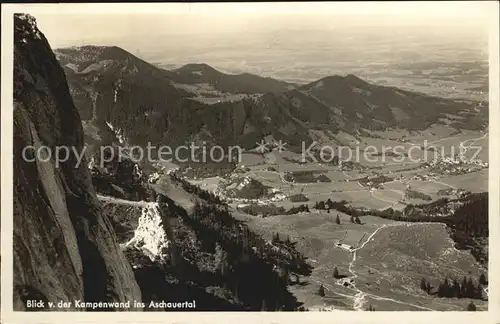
1, 1, 499, 320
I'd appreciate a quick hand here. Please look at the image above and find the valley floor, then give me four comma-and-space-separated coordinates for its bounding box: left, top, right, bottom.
189, 127, 489, 311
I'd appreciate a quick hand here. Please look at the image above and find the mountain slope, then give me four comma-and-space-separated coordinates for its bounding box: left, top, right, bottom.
13, 14, 142, 310
298, 74, 485, 130
86, 133, 313, 310
172, 63, 296, 93
55, 45, 486, 162
54, 46, 317, 155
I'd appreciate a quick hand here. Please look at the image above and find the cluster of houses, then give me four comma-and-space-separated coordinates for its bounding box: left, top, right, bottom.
424, 155, 488, 175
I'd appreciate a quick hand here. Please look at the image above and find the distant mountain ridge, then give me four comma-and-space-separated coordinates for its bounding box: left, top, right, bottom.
54, 45, 487, 157
56, 46, 296, 94
172, 63, 297, 93
53, 45, 313, 153
296, 74, 485, 131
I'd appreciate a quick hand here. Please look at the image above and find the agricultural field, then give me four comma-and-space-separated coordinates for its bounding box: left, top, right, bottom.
190, 126, 489, 311
231, 209, 487, 311
441, 170, 488, 193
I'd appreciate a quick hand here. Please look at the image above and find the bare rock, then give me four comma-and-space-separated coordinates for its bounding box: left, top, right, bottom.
13, 13, 141, 311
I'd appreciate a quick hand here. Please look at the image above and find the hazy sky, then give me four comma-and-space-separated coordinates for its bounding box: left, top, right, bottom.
10, 2, 494, 49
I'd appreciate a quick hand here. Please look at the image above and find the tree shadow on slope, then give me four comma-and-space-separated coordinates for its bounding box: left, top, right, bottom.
125, 248, 243, 311
159, 195, 311, 311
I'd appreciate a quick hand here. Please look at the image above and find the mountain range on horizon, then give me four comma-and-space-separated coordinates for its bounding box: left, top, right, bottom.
54, 44, 488, 160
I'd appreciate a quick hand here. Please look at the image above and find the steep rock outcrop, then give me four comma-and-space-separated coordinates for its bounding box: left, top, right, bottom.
100, 197, 178, 267
13, 14, 141, 310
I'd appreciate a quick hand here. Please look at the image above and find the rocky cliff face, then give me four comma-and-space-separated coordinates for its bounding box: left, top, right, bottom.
13, 14, 141, 310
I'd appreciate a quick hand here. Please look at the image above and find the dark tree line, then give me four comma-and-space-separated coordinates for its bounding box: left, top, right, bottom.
445, 193, 488, 262
312, 193, 488, 264
160, 193, 312, 311
333, 267, 340, 278
318, 284, 325, 297
171, 173, 226, 206
448, 193, 488, 236
350, 215, 362, 224
168, 172, 488, 309
419, 276, 486, 300
238, 203, 310, 217
313, 199, 367, 218
286, 204, 310, 214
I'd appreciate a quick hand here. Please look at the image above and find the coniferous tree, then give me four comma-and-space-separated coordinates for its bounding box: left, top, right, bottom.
466, 277, 475, 298
426, 282, 432, 294
437, 282, 446, 297
456, 282, 463, 298
461, 277, 468, 298
443, 278, 450, 297
467, 301, 476, 311
476, 283, 484, 300
215, 242, 228, 277
333, 267, 340, 279
420, 278, 427, 291
326, 198, 333, 209
318, 284, 325, 297
233, 283, 239, 302
284, 266, 290, 285
355, 216, 362, 224
336, 214, 341, 224
479, 273, 488, 286
452, 279, 460, 298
